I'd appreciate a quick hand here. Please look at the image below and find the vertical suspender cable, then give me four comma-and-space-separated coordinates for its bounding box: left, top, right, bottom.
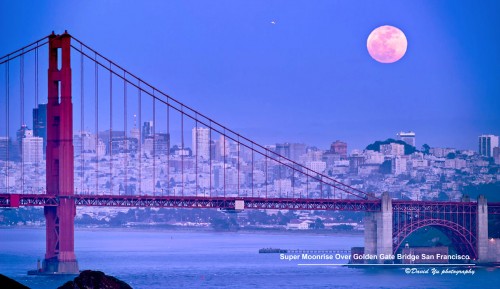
306, 174, 308, 199
320, 178, 323, 199
223, 130, 226, 198
153, 89, 156, 195
265, 150, 268, 199
251, 144, 254, 198
237, 136, 240, 197
20, 54, 24, 194
166, 102, 169, 195
5, 59, 9, 193
278, 157, 281, 198
109, 62, 113, 194
123, 71, 127, 195
138, 82, 142, 194
95, 55, 99, 194
80, 45, 84, 194
94, 54, 100, 194
195, 117, 198, 197
181, 107, 184, 196
209, 125, 212, 197
35, 45, 39, 193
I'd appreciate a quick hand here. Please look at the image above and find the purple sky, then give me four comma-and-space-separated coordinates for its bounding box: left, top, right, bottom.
1, 0, 499, 151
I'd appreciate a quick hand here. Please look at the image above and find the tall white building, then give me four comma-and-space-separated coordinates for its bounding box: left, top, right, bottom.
392, 156, 407, 175
192, 127, 210, 160
397, 131, 416, 147
216, 135, 230, 159
478, 135, 499, 157
22, 136, 43, 163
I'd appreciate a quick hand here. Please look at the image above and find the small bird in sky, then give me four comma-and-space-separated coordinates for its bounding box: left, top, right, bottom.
270, 20, 276, 25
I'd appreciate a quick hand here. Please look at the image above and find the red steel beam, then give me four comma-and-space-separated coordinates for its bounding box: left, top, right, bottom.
1, 194, 499, 214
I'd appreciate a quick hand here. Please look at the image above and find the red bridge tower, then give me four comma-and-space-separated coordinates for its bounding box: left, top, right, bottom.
43, 32, 79, 273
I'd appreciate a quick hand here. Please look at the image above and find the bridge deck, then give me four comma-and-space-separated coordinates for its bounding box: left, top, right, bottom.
1, 194, 500, 214
0, 194, 381, 211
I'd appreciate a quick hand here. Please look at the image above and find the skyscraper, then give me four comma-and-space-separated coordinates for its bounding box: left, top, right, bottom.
155, 133, 170, 155
16, 124, 32, 159
478, 135, 499, 157
143, 133, 169, 156
192, 127, 210, 160
216, 134, 230, 160
397, 131, 416, 147
33, 104, 47, 152
275, 143, 306, 161
142, 121, 153, 143
275, 143, 291, 159
130, 114, 140, 142
22, 135, 43, 163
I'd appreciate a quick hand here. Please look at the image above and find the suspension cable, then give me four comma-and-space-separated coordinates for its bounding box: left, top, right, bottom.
195, 115, 198, 197
223, 130, 226, 198
80, 44, 84, 194
5, 59, 10, 193
95, 54, 99, 195
153, 89, 156, 195
123, 71, 127, 195
20, 54, 24, 194
166, 100, 169, 195
35, 44, 39, 193
138, 82, 142, 194
236, 136, 240, 197
109, 62, 113, 195
251, 144, 254, 198
209, 124, 212, 197
181, 107, 184, 196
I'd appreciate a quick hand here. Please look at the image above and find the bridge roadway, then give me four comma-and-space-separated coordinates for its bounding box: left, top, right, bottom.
1, 193, 499, 214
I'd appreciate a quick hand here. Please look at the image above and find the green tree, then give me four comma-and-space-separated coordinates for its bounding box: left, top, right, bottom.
421, 144, 430, 154
310, 218, 325, 229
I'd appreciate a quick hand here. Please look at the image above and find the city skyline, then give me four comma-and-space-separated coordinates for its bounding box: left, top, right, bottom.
1, 1, 499, 151
4, 113, 500, 156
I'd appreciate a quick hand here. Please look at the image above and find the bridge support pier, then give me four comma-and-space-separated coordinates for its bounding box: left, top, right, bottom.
364, 192, 393, 263
477, 195, 490, 263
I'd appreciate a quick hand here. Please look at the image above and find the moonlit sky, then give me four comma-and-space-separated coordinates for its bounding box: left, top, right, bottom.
1, 0, 499, 151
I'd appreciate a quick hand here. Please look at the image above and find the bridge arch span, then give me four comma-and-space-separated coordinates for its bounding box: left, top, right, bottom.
393, 218, 477, 260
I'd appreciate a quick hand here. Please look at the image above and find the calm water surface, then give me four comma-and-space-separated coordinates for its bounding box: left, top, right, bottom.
0, 228, 498, 289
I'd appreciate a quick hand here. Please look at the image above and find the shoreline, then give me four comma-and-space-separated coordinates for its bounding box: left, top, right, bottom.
0, 225, 364, 236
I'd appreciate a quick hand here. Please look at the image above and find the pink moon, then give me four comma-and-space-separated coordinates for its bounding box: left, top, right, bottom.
367, 25, 407, 63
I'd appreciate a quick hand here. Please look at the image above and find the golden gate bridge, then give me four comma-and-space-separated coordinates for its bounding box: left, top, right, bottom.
0, 32, 499, 274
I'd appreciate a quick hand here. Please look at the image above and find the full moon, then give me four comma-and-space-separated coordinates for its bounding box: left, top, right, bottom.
367, 25, 407, 63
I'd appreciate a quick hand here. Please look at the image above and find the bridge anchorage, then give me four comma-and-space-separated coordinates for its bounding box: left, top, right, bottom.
0, 31, 499, 274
